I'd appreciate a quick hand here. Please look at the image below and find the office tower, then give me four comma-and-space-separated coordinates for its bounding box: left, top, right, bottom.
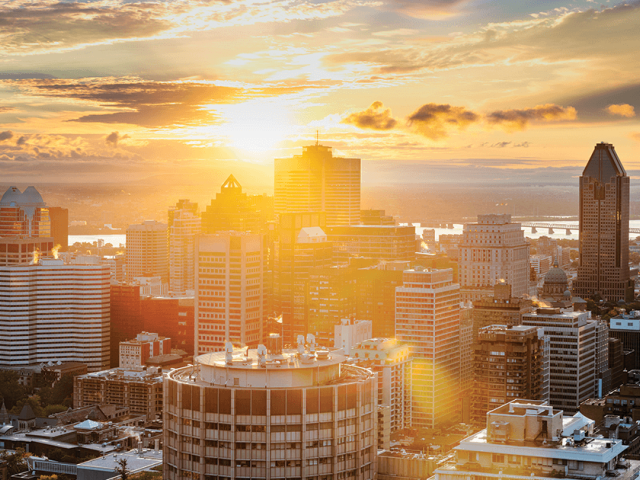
275, 143, 361, 225
361, 209, 395, 225
119, 332, 171, 369
609, 337, 625, 390
0, 237, 54, 265
472, 281, 532, 339
168, 199, 201, 294
458, 214, 529, 302
530, 254, 552, 277
307, 265, 357, 345
0, 256, 110, 372
274, 212, 333, 344
164, 346, 377, 480
356, 261, 407, 338
195, 232, 266, 354
0, 186, 50, 238
574, 142, 633, 302
110, 285, 195, 367
351, 338, 412, 432
436, 400, 629, 480
325, 225, 417, 264
609, 310, 640, 370
471, 325, 548, 425
333, 319, 372, 354
395, 267, 460, 428
522, 308, 597, 414
595, 320, 611, 397
459, 302, 474, 423
126, 220, 168, 283
48, 206, 68, 251
201, 174, 271, 234
102, 254, 125, 284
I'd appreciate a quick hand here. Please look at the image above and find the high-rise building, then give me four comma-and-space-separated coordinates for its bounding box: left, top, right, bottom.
395, 267, 460, 428
472, 282, 533, 339
522, 308, 597, 414
351, 338, 412, 432
325, 225, 417, 264
126, 220, 168, 283
275, 143, 361, 225
119, 332, 171, 370
609, 337, 625, 390
609, 310, 640, 371
360, 209, 395, 225
273, 212, 333, 344
307, 265, 357, 345
574, 142, 633, 302
164, 346, 377, 480
471, 325, 549, 425
458, 214, 530, 302
0, 256, 110, 372
355, 261, 408, 339
195, 232, 266, 354
48, 206, 69, 251
459, 301, 474, 423
201, 175, 271, 234
0, 186, 50, 238
168, 199, 201, 294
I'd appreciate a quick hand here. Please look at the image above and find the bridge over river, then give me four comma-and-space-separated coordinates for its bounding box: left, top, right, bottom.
521, 222, 640, 235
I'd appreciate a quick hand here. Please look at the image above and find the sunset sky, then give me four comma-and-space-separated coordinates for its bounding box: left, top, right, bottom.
1, 0, 639, 186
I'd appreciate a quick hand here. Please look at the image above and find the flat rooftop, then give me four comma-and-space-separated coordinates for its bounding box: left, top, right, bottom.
196, 348, 345, 370
79, 448, 162, 472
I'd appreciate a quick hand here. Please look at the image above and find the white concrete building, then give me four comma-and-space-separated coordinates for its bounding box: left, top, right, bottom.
395, 267, 461, 428
126, 220, 168, 283
522, 308, 597, 414
458, 214, 530, 302
164, 344, 377, 480
168, 199, 201, 295
119, 332, 171, 370
334, 319, 372, 354
195, 232, 265, 354
0, 256, 110, 371
435, 399, 640, 480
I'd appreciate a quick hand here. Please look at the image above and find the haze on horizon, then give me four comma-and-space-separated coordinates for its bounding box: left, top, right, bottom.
0, 0, 639, 186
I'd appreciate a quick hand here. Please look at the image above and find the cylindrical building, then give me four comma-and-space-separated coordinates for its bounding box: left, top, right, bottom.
164, 345, 377, 480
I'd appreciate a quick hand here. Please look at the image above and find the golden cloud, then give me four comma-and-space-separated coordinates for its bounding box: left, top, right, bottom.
342, 101, 398, 130
486, 104, 577, 131
407, 103, 479, 139
607, 104, 636, 118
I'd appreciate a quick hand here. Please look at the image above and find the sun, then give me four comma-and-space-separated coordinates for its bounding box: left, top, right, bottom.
216, 98, 294, 154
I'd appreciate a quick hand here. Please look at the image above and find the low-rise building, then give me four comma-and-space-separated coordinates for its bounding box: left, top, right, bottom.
119, 332, 171, 369
435, 399, 640, 480
73, 367, 163, 420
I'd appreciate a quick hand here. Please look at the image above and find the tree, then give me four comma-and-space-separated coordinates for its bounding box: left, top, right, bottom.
9, 395, 45, 417
0, 448, 31, 476
115, 457, 129, 480
40, 374, 74, 407
0, 370, 27, 410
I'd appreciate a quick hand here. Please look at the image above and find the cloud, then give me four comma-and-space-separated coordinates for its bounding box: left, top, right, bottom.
630, 133, 640, 142
385, 0, 472, 19
486, 104, 577, 131
607, 104, 636, 118
0, 131, 13, 142
106, 131, 130, 147
407, 103, 479, 139
342, 102, 398, 130
0, 107, 16, 113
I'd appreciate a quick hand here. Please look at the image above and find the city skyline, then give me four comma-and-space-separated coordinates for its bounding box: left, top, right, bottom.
0, 1, 639, 186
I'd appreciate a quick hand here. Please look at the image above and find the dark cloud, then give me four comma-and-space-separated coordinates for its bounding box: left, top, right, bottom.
557, 84, 640, 121
407, 103, 479, 139
0, 107, 16, 113
486, 104, 576, 131
0, 131, 13, 142
16, 136, 26, 146
342, 101, 398, 130
106, 132, 130, 147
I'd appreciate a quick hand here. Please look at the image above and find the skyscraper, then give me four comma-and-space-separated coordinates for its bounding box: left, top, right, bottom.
195, 232, 266, 354
126, 220, 168, 283
275, 143, 361, 225
458, 214, 530, 302
395, 267, 460, 428
573, 142, 633, 302
168, 199, 201, 294
0, 256, 110, 371
48, 206, 69, 251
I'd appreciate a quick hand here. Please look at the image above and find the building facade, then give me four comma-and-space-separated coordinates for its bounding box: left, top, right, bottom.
458, 214, 530, 302
574, 142, 633, 302
119, 332, 171, 370
326, 225, 417, 265
395, 267, 461, 428
195, 233, 266, 354
471, 325, 549, 425
168, 199, 201, 295
164, 346, 377, 480
0, 257, 110, 372
126, 220, 168, 283
472, 281, 533, 339
0, 186, 50, 238
522, 308, 597, 414
275, 143, 361, 226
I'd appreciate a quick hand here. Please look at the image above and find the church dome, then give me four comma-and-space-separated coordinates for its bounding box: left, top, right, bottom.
544, 265, 568, 285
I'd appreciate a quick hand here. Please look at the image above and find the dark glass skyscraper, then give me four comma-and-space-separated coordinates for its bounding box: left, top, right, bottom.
574, 142, 634, 302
